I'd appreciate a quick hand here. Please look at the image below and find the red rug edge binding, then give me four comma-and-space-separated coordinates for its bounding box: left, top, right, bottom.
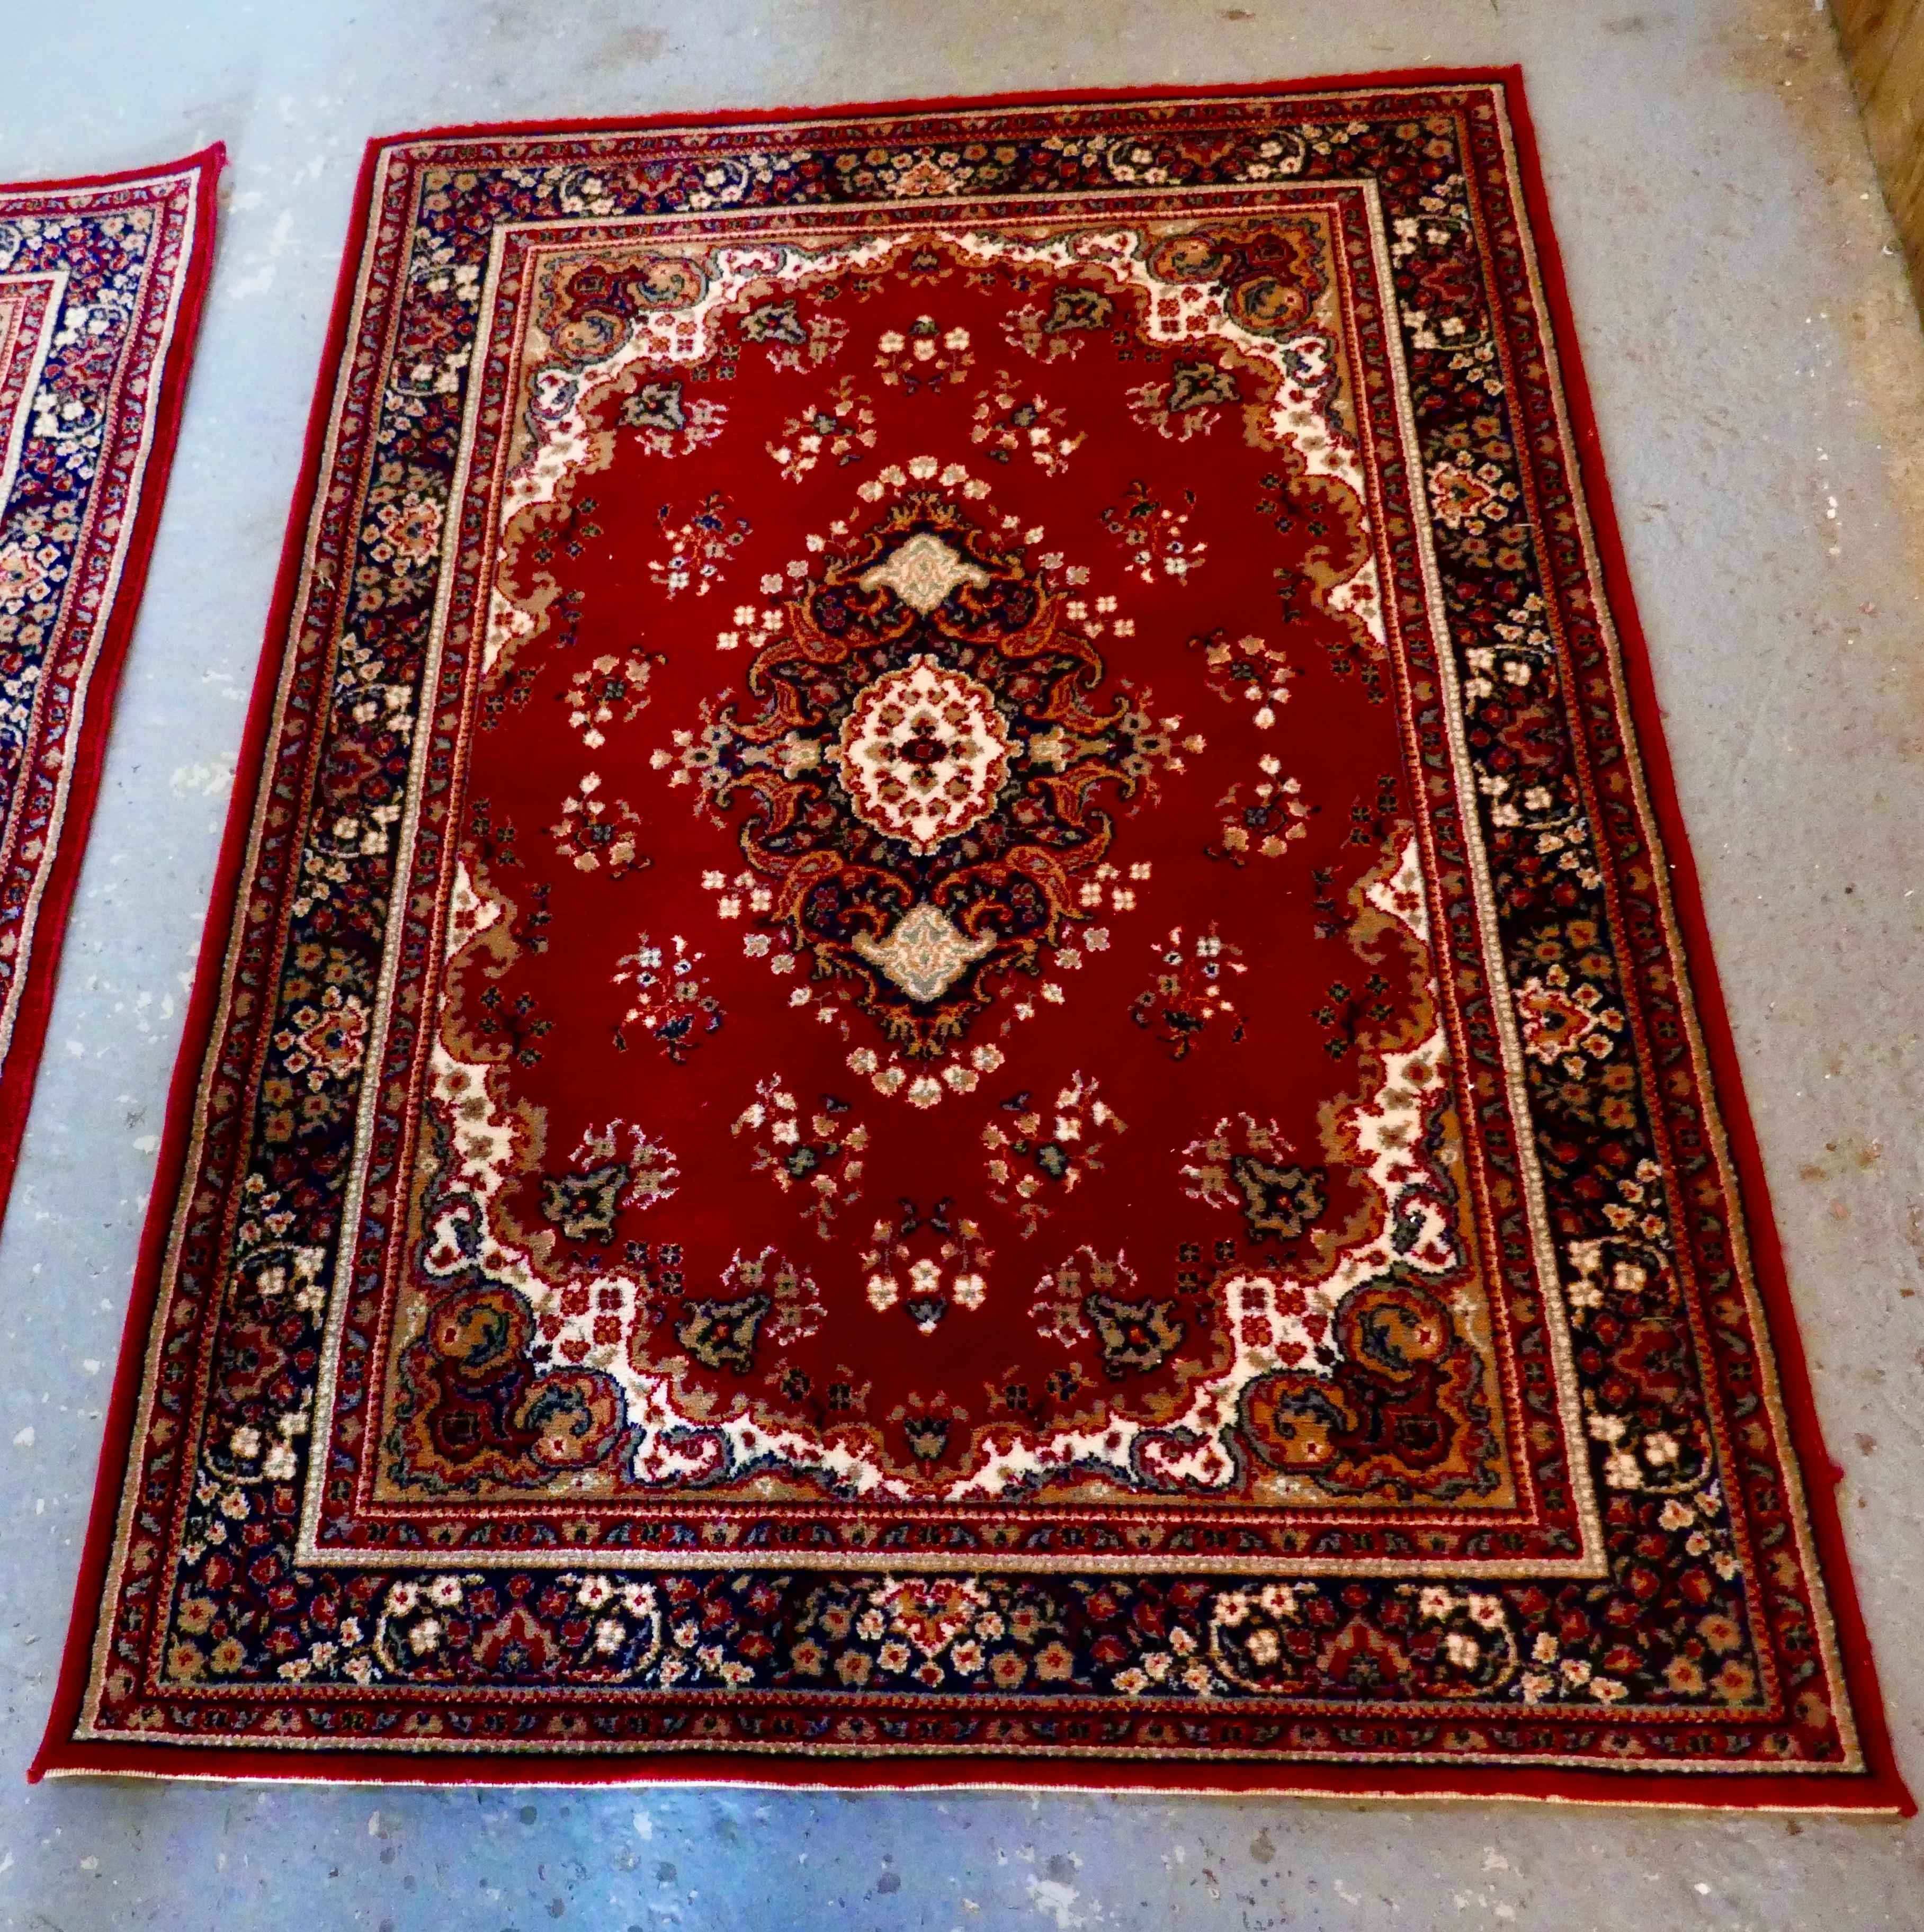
29, 75, 1913, 1811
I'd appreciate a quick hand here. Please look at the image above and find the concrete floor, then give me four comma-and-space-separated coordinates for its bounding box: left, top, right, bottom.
0, 1, 1921, 1926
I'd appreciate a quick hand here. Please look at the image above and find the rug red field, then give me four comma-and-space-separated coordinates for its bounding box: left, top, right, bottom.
35, 77, 1908, 1807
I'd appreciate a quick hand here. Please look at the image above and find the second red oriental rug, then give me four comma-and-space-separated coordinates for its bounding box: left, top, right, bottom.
0, 150, 218, 1215
38, 74, 1908, 1808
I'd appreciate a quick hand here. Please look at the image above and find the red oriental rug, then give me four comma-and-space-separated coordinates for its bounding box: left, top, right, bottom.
36, 78, 1909, 1809
0, 151, 219, 1214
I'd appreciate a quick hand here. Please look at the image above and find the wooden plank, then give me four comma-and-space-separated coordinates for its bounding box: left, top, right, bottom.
1834, 0, 1924, 290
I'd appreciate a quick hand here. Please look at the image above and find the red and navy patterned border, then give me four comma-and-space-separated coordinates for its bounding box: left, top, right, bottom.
0, 149, 221, 1212
30, 78, 1911, 1809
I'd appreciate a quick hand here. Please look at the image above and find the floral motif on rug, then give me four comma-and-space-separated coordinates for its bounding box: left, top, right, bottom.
0, 151, 219, 1208
38, 82, 1906, 1806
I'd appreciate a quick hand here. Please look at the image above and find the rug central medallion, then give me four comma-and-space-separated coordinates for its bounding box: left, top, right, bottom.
691, 493, 1168, 1051
833, 650, 1010, 855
